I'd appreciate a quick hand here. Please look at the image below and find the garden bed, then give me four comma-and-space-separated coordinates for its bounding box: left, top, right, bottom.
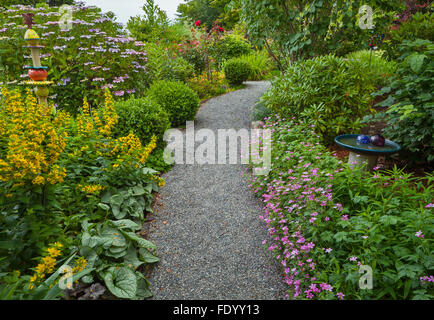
247, 116, 433, 300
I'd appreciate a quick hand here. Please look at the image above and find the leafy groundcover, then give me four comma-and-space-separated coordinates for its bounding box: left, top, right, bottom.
248, 115, 434, 300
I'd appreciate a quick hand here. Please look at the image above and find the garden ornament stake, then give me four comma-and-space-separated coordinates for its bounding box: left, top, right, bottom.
22, 12, 53, 107
368, 34, 385, 67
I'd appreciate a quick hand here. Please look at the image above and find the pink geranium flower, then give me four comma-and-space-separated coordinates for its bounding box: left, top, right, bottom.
415, 230, 425, 239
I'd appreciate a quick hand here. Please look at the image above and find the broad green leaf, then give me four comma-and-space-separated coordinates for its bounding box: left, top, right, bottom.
101, 226, 127, 247
111, 205, 126, 219
406, 53, 426, 73
109, 219, 141, 231
110, 194, 124, 207
124, 245, 146, 269
101, 191, 112, 204
106, 248, 128, 259
98, 203, 110, 211
121, 231, 157, 250
139, 248, 160, 263
132, 185, 146, 196
134, 273, 152, 300
109, 245, 128, 254
144, 184, 153, 193
376, 95, 395, 107
79, 246, 98, 269
82, 233, 101, 248
104, 267, 137, 299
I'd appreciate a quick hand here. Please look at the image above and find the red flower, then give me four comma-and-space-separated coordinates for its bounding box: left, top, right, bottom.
218, 27, 224, 32
195, 20, 201, 27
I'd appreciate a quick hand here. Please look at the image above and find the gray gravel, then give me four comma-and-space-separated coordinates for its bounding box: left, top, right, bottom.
145, 81, 286, 300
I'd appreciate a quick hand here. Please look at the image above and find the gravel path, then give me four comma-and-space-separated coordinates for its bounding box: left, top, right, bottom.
145, 81, 286, 300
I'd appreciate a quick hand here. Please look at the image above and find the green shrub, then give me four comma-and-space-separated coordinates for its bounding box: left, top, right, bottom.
364, 39, 434, 165
164, 22, 192, 42
252, 100, 272, 122
142, 42, 170, 85
144, 147, 173, 173
180, 45, 207, 74
346, 50, 397, 87
248, 116, 434, 300
212, 34, 252, 66
0, 89, 161, 300
113, 97, 171, 145
387, 12, 434, 59
162, 57, 195, 83
125, 0, 171, 43
262, 54, 375, 143
143, 43, 195, 84
236, 50, 274, 81
143, 42, 197, 84
187, 71, 228, 100
223, 59, 251, 87
147, 80, 200, 127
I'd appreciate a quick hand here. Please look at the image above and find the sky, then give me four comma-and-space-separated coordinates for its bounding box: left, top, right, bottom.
82, 0, 185, 26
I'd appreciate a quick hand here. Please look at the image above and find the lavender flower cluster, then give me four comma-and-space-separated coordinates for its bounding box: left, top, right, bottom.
0, 2, 150, 110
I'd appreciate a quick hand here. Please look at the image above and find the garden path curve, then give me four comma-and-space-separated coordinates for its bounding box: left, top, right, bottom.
145, 81, 286, 300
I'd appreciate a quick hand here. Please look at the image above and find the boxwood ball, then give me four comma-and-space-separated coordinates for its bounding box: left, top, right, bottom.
356, 135, 371, 145
371, 134, 386, 147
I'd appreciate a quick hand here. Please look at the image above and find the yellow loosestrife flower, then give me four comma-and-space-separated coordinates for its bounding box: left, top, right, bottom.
28, 243, 63, 289
0, 89, 67, 188
78, 184, 105, 194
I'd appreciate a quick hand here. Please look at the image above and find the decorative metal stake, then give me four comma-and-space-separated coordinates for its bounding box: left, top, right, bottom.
22, 13, 53, 107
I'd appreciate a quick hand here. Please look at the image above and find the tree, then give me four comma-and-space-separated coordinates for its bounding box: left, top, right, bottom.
127, 0, 169, 42
176, 0, 240, 29
213, 0, 241, 28
240, 0, 403, 68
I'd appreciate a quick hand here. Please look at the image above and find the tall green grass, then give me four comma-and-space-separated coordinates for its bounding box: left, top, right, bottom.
233, 50, 275, 81
346, 50, 397, 87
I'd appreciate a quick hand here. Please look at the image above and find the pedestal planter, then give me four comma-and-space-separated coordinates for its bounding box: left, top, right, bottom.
334, 134, 401, 171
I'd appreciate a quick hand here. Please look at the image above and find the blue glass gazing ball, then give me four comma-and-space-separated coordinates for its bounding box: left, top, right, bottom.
356, 135, 371, 145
